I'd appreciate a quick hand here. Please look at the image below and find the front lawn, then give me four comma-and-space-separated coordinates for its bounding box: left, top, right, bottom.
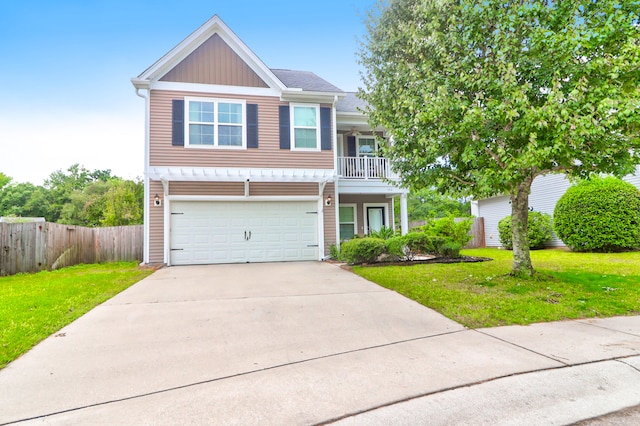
353, 248, 640, 328
0, 262, 153, 369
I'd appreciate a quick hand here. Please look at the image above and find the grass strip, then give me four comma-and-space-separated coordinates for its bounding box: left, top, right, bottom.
0, 262, 153, 369
353, 248, 640, 328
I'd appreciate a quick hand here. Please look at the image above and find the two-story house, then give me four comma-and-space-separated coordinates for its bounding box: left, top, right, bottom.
132, 15, 408, 266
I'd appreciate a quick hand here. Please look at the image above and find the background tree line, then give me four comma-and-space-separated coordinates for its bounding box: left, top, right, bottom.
0, 164, 143, 227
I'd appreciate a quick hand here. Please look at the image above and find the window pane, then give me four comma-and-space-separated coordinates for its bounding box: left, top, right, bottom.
218, 125, 242, 146
218, 103, 242, 124
189, 101, 214, 123
340, 224, 355, 240
358, 138, 376, 157
189, 124, 214, 145
294, 128, 317, 148
339, 206, 354, 223
293, 106, 317, 127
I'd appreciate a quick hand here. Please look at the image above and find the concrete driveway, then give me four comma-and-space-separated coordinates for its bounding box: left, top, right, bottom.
1, 262, 639, 425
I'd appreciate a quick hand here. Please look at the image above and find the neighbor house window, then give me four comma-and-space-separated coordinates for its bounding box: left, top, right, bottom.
339, 204, 357, 240
186, 97, 246, 148
291, 104, 320, 150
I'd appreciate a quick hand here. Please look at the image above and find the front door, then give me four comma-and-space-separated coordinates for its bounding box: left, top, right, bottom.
367, 207, 385, 234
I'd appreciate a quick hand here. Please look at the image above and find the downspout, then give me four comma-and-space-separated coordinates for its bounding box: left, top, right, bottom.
332, 95, 341, 255
135, 86, 151, 265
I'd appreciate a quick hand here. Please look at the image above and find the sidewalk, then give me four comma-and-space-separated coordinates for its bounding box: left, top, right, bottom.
333, 317, 640, 425
0, 263, 639, 425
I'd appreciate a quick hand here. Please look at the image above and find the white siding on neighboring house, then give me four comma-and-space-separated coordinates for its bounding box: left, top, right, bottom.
478, 169, 640, 248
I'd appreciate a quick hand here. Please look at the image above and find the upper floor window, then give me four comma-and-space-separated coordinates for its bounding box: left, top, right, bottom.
186, 97, 246, 149
291, 104, 320, 151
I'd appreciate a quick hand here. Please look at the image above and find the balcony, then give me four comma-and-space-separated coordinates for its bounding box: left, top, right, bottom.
337, 157, 400, 180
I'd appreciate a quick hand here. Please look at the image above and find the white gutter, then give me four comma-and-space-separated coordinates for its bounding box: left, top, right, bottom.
135, 86, 151, 265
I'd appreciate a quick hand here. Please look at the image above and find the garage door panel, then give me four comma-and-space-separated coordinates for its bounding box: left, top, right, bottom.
170, 201, 318, 265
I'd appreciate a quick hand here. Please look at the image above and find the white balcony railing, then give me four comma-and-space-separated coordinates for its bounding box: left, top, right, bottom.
337, 156, 399, 180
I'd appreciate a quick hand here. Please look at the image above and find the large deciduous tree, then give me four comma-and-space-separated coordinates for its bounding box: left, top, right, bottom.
359, 0, 640, 276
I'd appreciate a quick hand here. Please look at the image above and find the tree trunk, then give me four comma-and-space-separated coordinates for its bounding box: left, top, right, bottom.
510, 178, 534, 277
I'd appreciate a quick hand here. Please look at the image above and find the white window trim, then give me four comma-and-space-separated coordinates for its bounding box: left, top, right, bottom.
363, 203, 389, 235
184, 97, 247, 150
290, 103, 321, 152
338, 203, 358, 241
356, 135, 378, 157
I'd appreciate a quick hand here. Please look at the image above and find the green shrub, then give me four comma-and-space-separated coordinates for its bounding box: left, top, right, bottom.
369, 226, 396, 240
554, 177, 640, 252
398, 233, 450, 259
385, 236, 408, 258
415, 216, 473, 246
329, 244, 340, 260
439, 241, 462, 258
498, 211, 554, 250
340, 237, 387, 264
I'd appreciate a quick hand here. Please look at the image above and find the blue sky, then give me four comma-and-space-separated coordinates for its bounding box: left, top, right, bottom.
0, 0, 374, 185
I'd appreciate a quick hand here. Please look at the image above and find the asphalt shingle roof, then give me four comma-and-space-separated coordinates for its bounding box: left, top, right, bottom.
270, 69, 343, 93
336, 92, 368, 113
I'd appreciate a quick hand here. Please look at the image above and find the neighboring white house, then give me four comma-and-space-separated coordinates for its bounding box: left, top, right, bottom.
476, 168, 640, 248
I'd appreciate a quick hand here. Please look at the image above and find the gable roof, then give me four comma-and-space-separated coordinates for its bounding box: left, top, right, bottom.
271, 69, 342, 93
132, 15, 286, 91
132, 15, 345, 102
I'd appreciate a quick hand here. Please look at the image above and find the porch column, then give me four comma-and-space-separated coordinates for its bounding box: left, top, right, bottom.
400, 192, 409, 235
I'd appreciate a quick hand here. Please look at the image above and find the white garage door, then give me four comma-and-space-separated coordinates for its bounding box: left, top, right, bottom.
170, 201, 319, 265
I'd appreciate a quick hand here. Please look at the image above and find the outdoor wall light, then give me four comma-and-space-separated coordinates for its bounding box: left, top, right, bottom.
154, 193, 162, 207
325, 195, 332, 206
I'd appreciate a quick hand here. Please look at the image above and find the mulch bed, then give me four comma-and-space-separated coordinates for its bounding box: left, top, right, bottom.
337, 256, 492, 270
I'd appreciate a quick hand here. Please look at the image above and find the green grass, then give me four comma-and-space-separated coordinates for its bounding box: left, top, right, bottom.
353, 248, 640, 328
0, 262, 153, 369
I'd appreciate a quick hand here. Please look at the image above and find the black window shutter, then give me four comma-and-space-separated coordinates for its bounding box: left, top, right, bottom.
320, 107, 331, 150
279, 105, 290, 149
246, 104, 258, 148
172, 99, 185, 146
347, 135, 357, 157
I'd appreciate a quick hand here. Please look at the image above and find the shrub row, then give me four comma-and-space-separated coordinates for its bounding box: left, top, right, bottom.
337, 216, 474, 264
339, 233, 462, 264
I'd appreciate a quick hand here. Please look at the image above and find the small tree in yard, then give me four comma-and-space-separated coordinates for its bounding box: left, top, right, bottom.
359, 0, 640, 276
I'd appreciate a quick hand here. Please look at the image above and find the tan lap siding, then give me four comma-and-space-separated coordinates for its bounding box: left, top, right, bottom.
149, 90, 334, 169
148, 180, 165, 263
323, 183, 336, 252
248, 182, 317, 196
169, 182, 244, 196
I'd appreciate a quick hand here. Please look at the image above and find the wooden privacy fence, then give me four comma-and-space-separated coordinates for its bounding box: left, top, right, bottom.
0, 222, 143, 276
408, 217, 486, 249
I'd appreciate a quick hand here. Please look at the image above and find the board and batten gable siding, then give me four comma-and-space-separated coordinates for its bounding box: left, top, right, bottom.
478, 170, 640, 248
159, 34, 268, 88
149, 90, 334, 169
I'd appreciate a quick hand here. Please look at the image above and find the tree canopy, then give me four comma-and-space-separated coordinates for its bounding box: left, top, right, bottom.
359, 0, 640, 275
0, 164, 143, 227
